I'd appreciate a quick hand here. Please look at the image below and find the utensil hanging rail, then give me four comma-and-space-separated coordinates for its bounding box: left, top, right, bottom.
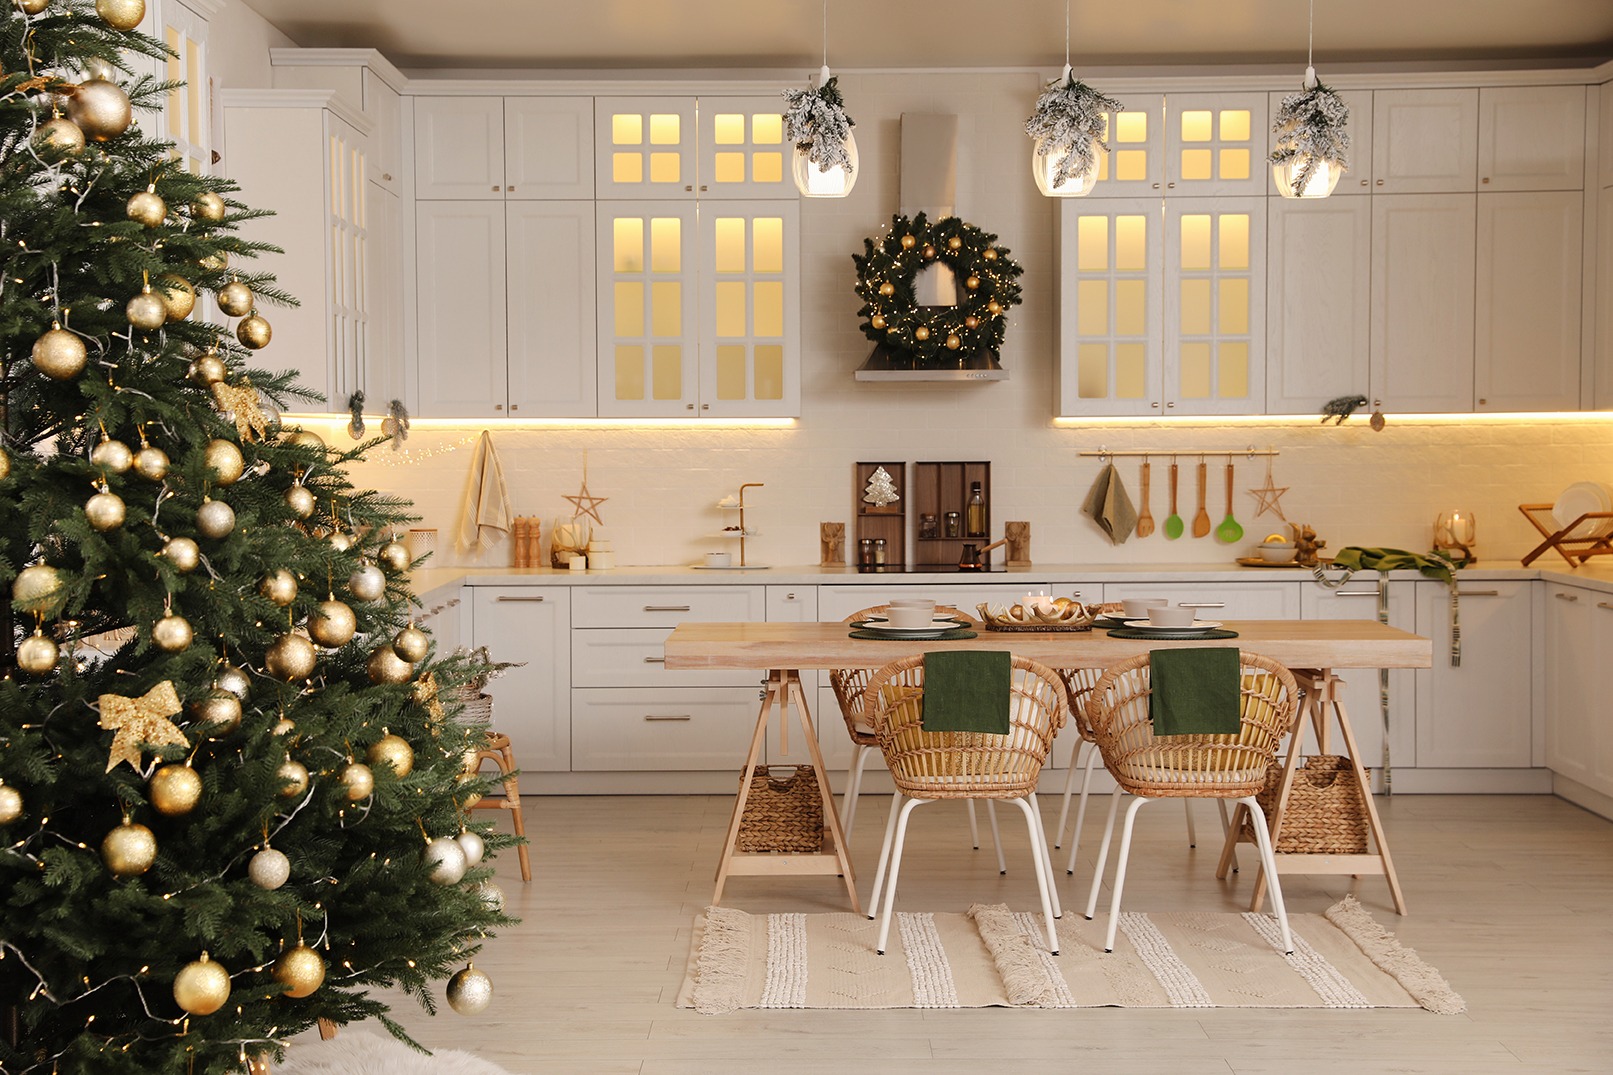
1081, 447, 1279, 460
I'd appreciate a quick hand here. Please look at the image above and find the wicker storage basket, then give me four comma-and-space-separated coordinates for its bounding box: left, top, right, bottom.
1249, 754, 1370, 854
735, 765, 824, 853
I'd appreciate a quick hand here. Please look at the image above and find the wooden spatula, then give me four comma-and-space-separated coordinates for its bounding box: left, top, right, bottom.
1135, 460, 1155, 538
1191, 460, 1212, 538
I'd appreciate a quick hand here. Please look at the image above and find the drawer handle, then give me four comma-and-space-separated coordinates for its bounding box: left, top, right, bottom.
1456, 589, 1500, 597
1179, 602, 1225, 609
1332, 590, 1382, 597
644, 714, 692, 722
1555, 592, 1580, 602
1599, 602, 1613, 611
643, 605, 692, 612
495, 595, 546, 602
643, 656, 665, 664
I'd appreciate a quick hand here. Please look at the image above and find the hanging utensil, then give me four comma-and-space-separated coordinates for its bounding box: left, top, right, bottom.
1135, 458, 1155, 538
1191, 459, 1212, 538
1216, 460, 1245, 544
1163, 459, 1184, 540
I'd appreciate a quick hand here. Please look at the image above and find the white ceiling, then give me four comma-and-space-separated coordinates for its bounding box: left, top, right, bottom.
240, 0, 1613, 74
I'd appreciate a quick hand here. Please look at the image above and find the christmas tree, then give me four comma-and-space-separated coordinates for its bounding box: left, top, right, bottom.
0, 3, 509, 1072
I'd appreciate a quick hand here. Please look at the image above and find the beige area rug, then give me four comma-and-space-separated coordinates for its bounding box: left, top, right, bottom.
276, 1030, 517, 1075
677, 896, 1464, 1016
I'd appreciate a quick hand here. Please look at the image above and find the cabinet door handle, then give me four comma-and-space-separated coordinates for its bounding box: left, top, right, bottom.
1333, 589, 1382, 597
643, 605, 692, 612
1179, 602, 1225, 609
1554, 592, 1580, 602
491, 185, 500, 192
644, 714, 691, 721
495, 595, 546, 602
508, 185, 516, 192
1456, 589, 1500, 597
1376, 178, 1385, 186
382, 172, 393, 181
785, 592, 797, 599
643, 656, 666, 664
1599, 602, 1613, 611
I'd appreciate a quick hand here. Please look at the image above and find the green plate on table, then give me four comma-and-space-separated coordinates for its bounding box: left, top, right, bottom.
1106, 626, 1239, 641
849, 618, 977, 641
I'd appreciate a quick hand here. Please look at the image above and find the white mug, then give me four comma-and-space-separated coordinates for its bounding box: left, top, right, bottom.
704, 551, 732, 568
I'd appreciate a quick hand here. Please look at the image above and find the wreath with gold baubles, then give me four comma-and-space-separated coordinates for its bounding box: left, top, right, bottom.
852, 212, 1024, 367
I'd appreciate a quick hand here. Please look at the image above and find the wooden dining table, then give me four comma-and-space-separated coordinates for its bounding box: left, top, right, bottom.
663, 619, 1433, 913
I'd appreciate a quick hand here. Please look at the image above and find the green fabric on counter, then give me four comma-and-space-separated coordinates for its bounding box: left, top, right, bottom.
1149, 647, 1241, 737
922, 651, 1011, 734
1330, 546, 1462, 584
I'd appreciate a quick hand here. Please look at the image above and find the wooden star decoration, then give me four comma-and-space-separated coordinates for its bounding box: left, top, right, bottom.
564, 477, 608, 526
1248, 471, 1290, 521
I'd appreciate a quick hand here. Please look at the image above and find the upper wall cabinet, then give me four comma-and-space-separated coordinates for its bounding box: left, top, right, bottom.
595, 96, 799, 201
1477, 85, 1586, 191
1265, 196, 1373, 414
270, 50, 407, 194
1372, 88, 1478, 193
414, 96, 595, 200
1083, 92, 1269, 198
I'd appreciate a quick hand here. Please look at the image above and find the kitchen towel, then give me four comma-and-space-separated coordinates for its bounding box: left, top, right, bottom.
1081, 463, 1138, 545
921, 650, 1011, 734
457, 430, 512, 553
1329, 546, 1464, 666
1149, 646, 1241, 736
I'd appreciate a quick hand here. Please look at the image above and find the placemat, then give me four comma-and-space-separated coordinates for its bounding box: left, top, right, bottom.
1106, 627, 1239, 641
848, 627, 977, 641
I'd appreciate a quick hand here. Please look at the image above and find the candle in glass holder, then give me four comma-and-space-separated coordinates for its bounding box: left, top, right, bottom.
1434, 510, 1475, 556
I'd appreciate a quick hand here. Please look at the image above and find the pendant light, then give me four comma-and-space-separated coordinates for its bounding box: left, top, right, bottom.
1270, 0, 1350, 199
785, 0, 858, 199
1025, 0, 1119, 198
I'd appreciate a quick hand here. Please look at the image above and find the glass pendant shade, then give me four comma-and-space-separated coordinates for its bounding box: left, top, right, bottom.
1273, 156, 1342, 199
1032, 137, 1098, 197
792, 129, 858, 198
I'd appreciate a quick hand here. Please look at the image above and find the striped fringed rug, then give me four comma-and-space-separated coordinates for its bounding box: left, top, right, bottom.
676, 896, 1464, 1015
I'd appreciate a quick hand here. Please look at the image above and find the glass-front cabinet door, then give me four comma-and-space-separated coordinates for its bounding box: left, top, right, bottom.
598, 202, 699, 415
1055, 198, 1163, 416
595, 98, 698, 200
1163, 198, 1264, 413
696, 99, 794, 199
1163, 93, 1267, 197
699, 203, 799, 417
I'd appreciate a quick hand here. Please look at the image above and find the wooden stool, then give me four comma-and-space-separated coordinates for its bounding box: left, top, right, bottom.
471, 731, 531, 882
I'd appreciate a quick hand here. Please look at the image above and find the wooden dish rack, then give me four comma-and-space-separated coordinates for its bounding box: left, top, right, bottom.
1518, 503, 1613, 567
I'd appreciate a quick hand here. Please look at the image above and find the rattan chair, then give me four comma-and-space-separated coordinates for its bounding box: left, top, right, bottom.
1081, 651, 1298, 955
862, 653, 1069, 956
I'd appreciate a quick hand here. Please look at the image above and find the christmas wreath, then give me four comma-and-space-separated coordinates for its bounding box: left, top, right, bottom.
852, 212, 1024, 367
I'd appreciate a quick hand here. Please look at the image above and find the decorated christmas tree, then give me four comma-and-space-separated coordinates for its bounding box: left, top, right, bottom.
0, 3, 509, 1072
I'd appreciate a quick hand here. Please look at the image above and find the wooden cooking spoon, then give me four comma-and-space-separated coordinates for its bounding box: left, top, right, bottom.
1191, 460, 1212, 538
1135, 459, 1155, 538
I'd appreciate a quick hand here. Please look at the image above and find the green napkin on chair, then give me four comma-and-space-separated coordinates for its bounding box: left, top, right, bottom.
1149, 647, 1240, 736
921, 651, 1011, 734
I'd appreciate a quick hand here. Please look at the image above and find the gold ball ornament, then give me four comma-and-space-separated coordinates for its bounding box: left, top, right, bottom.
983, 248, 998, 261
899, 234, 916, 250
132, 443, 169, 480
161, 536, 200, 573
198, 249, 228, 273
190, 689, 242, 735
476, 881, 505, 913
192, 190, 226, 223
423, 836, 467, 885
965, 275, 980, 289
126, 188, 165, 228
101, 819, 157, 877
126, 289, 167, 332
0, 783, 23, 826
13, 565, 63, 616
82, 57, 116, 82
203, 439, 244, 485
284, 484, 316, 519
869, 314, 886, 330
455, 829, 485, 868
348, 563, 386, 603
276, 757, 310, 798
156, 274, 195, 321
259, 569, 297, 606
216, 280, 253, 318
877, 281, 895, 297
914, 326, 930, 341
392, 624, 429, 664
308, 599, 357, 648
947, 236, 963, 251
446, 965, 493, 1016
367, 732, 414, 777
366, 645, 413, 685
195, 497, 236, 539
68, 78, 132, 141
964, 315, 980, 329
17, 631, 59, 675
152, 613, 193, 652
236, 314, 272, 350
265, 632, 317, 681
922, 244, 936, 258
378, 540, 410, 574
85, 490, 126, 531
0, 448, 9, 481
214, 664, 251, 699
273, 944, 325, 999
945, 334, 962, 350
34, 117, 85, 154
17, 0, 49, 13
248, 846, 290, 890
987, 299, 1003, 315
31, 325, 88, 380
149, 763, 202, 816
272, 717, 296, 737
95, 0, 145, 31
91, 437, 133, 473
285, 429, 325, 451
328, 530, 353, 553
172, 952, 231, 1017
188, 352, 226, 385
339, 760, 374, 801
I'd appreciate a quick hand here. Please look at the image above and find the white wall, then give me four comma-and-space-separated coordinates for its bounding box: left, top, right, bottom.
208, 0, 297, 90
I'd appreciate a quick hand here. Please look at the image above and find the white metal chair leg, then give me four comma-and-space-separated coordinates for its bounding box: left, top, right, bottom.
1183, 798, 1196, 848
1241, 795, 1294, 954
986, 799, 1006, 874
1103, 795, 1152, 953
841, 744, 873, 844
1084, 787, 1125, 919
865, 791, 904, 919
1052, 740, 1087, 848
1025, 792, 1062, 920
1063, 746, 1101, 875
965, 798, 980, 849
875, 796, 927, 955
1008, 796, 1060, 954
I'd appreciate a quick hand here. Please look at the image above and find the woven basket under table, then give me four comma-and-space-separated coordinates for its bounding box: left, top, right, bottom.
735, 765, 824, 853
1245, 754, 1371, 854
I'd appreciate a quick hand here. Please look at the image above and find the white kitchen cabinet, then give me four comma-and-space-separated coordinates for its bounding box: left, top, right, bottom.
270, 50, 407, 195
1371, 88, 1478, 193
414, 96, 594, 200
1265, 87, 1374, 196
571, 688, 767, 770
1369, 193, 1477, 413
1105, 580, 1301, 620
1544, 583, 1613, 802
471, 587, 572, 773
1602, 81, 1613, 188
222, 90, 370, 413
595, 96, 793, 201
1599, 185, 1613, 409
1265, 196, 1373, 414
1474, 190, 1583, 411
1413, 580, 1534, 768
1477, 85, 1586, 192
154, 0, 214, 176
365, 184, 406, 408
414, 199, 596, 417
1083, 92, 1267, 198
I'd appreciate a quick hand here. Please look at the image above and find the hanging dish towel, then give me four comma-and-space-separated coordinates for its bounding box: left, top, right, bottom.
1081, 463, 1138, 545
1328, 547, 1466, 666
457, 430, 512, 553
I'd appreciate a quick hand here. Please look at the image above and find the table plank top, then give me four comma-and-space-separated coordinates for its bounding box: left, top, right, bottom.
662, 619, 1432, 671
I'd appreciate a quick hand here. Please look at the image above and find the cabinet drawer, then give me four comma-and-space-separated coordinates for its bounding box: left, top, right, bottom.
1109, 581, 1300, 619
570, 585, 764, 627
571, 687, 761, 770
572, 627, 758, 687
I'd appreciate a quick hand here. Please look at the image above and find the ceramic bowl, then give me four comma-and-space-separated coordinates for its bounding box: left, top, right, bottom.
885, 604, 936, 629
1257, 544, 1298, 563
1121, 597, 1169, 619
1146, 606, 1196, 628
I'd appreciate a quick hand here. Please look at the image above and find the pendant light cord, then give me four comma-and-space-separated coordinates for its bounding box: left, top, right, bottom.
1308, 0, 1315, 70
822, 0, 828, 70
1064, 0, 1071, 69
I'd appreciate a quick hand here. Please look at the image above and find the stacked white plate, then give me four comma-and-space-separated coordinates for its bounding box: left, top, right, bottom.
1552, 481, 1613, 538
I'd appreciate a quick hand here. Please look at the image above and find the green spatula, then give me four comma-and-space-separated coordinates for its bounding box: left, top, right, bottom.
1215, 460, 1244, 544
1163, 461, 1184, 540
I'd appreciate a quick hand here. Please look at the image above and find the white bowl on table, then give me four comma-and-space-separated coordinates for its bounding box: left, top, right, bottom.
1121, 597, 1168, 619
1146, 606, 1196, 628
885, 603, 937, 629
1257, 544, 1298, 564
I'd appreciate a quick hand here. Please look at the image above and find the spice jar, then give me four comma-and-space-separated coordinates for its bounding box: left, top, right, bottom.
943, 511, 962, 538
872, 538, 887, 566
858, 537, 875, 568
919, 513, 939, 539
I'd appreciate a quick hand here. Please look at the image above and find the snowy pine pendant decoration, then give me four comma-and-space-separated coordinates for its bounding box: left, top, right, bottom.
1025, 65, 1121, 197
863, 466, 900, 508
1270, 66, 1350, 199
785, 66, 857, 197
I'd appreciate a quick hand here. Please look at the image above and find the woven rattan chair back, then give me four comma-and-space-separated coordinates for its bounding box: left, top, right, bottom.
864, 653, 1068, 799
1055, 666, 1103, 742
829, 604, 975, 746
1084, 651, 1297, 799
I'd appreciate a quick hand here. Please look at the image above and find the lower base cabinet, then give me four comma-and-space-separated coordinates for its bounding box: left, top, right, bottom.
1413, 580, 1535, 768
470, 587, 572, 772
1545, 583, 1613, 800
571, 687, 766, 770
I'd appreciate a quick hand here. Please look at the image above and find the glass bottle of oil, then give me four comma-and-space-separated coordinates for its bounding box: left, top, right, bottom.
965, 481, 986, 537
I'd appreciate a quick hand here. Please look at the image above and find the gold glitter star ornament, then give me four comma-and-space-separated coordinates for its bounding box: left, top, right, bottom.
99, 681, 188, 772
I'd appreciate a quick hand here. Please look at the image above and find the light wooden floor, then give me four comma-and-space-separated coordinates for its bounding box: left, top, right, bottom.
305, 792, 1613, 1074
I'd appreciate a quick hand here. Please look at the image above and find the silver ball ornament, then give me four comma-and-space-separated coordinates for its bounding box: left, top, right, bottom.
423, 836, 467, 885
132, 444, 169, 481
195, 498, 235, 539
161, 536, 200, 573
348, 563, 386, 602
265, 632, 316, 681
152, 613, 193, 652
215, 664, 251, 699
477, 881, 505, 914
446, 965, 493, 1015
455, 829, 485, 868
91, 438, 133, 473
85, 490, 126, 531
339, 761, 374, 801
217, 280, 253, 317
248, 846, 291, 890
392, 624, 429, 664
259, 569, 297, 606
284, 484, 316, 518
308, 599, 357, 648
